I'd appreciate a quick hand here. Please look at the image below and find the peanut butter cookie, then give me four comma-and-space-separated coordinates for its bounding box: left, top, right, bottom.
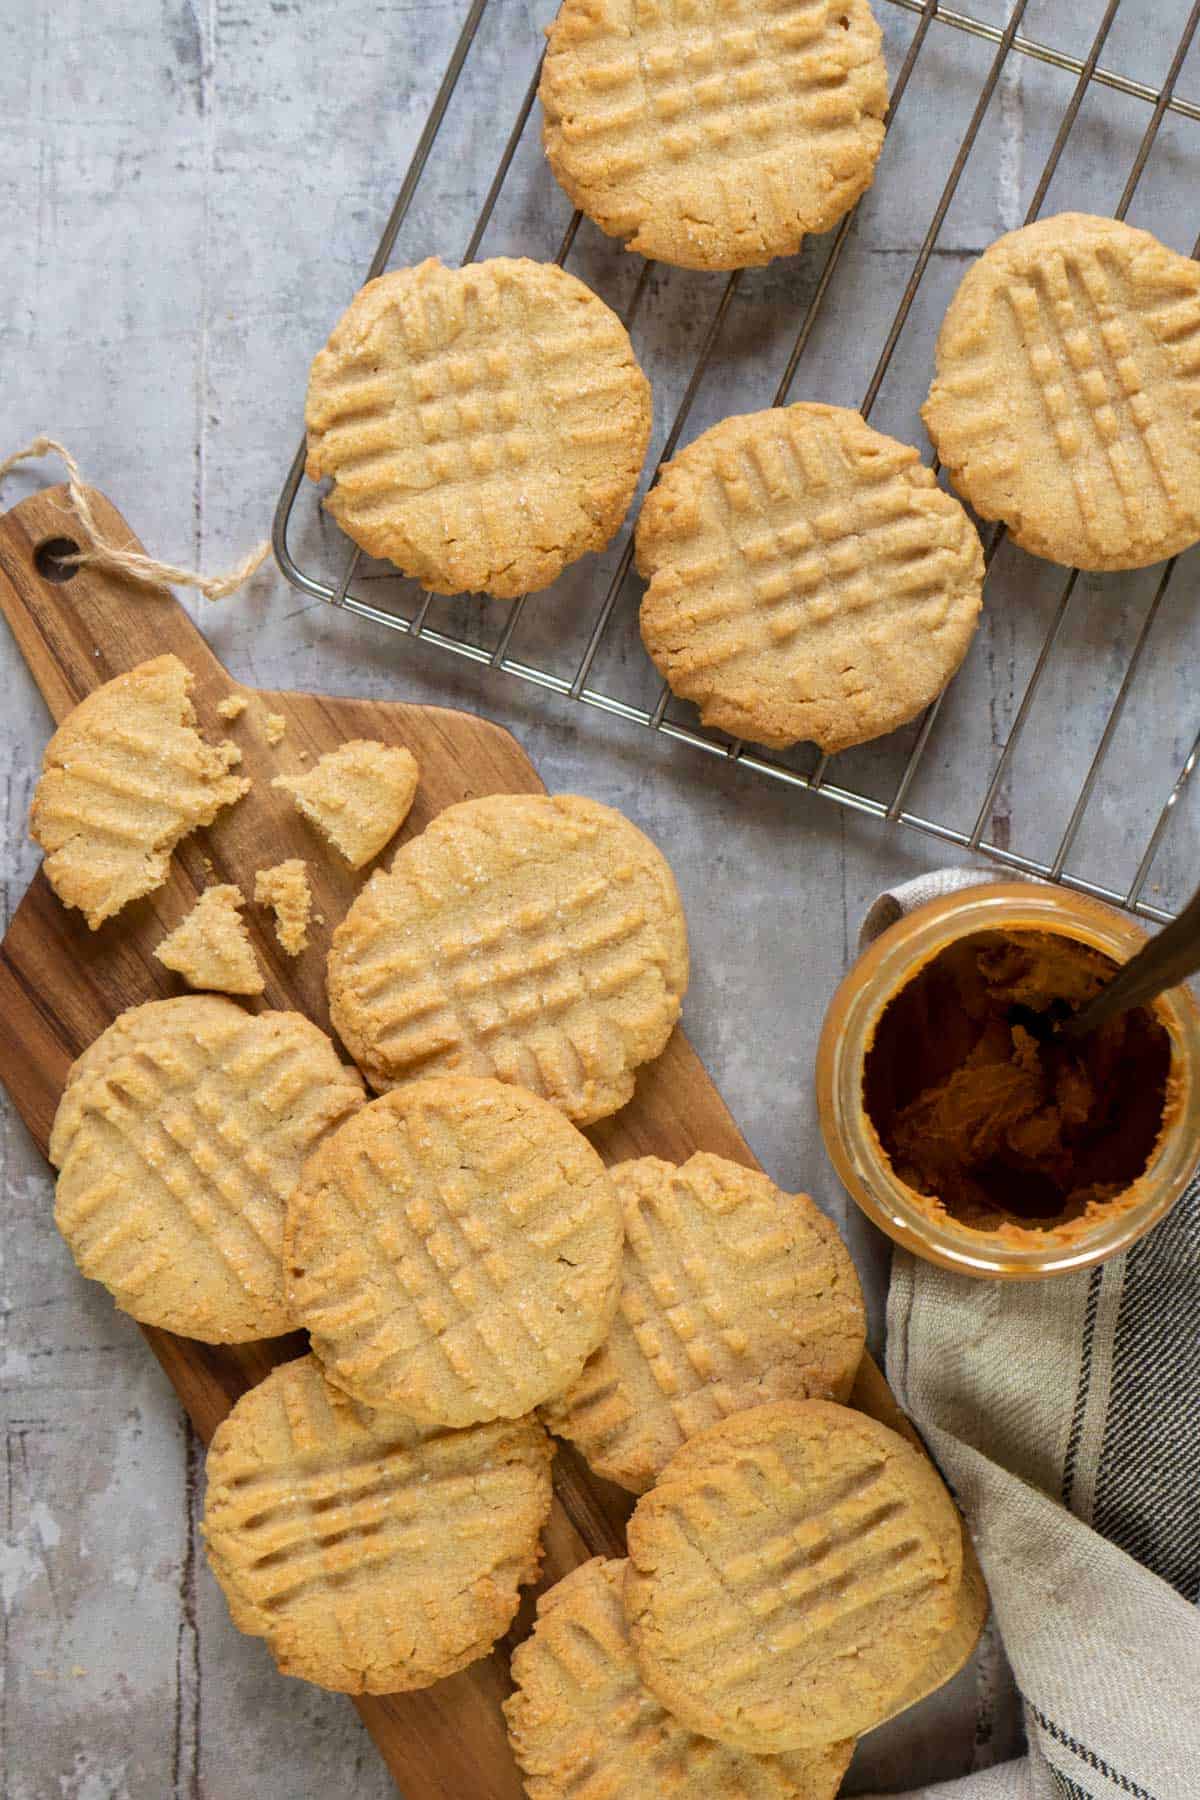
50, 998, 363, 1342
542, 1153, 865, 1492
637, 403, 984, 752
273, 740, 418, 869
285, 1076, 623, 1426
254, 859, 313, 956
625, 1399, 963, 1751
540, 0, 888, 271
923, 213, 1200, 570
305, 257, 651, 596
29, 654, 248, 929
326, 793, 688, 1124
155, 884, 265, 995
203, 1353, 554, 1693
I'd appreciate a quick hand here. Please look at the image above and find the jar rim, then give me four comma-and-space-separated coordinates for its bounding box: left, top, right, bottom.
815, 882, 1200, 1278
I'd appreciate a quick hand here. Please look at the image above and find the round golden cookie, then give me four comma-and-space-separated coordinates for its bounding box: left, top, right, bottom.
505, 1556, 855, 1800
285, 1076, 623, 1426
625, 1399, 963, 1752
50, 998, 364, 1343
304, 256, 651, 598
539, 0, 888, 272
202, 1353, 554, 1693
637, 402, 985, 753
923, 213, 1200, 570
326, 793, 688, 1125
541, 1153, 866, 1493
29, 653, 248, 930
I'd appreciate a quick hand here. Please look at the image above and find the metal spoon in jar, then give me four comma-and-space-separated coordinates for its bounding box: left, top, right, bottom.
1011, 883, 1200, 1044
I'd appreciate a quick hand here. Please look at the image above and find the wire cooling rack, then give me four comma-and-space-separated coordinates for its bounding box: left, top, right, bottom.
273, 0, 1200, 924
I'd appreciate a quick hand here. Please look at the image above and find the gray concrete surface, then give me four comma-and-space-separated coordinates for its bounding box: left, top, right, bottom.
3, 1, 1198, 1794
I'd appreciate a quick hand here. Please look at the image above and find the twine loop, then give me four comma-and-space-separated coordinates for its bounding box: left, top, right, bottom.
0, 438, 270, 602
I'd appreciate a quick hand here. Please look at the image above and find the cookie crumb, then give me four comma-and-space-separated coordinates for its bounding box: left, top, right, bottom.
254, 859, 312, 956
273, 740, 419, 869
155, 886, 265, 995
216, 694, 248, 721
264, 713, 287, 746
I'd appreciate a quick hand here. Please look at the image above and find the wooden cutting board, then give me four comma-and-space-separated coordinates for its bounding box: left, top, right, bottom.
0, 485, 984, 1798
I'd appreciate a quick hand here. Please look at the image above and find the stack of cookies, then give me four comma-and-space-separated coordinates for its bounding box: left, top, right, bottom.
31, 0, 1022, 1761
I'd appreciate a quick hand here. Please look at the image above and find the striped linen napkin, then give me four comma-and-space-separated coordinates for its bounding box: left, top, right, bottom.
859, 871, 1200, 1800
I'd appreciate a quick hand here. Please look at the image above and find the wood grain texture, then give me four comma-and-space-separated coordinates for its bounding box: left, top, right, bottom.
0, 485, 983, 1799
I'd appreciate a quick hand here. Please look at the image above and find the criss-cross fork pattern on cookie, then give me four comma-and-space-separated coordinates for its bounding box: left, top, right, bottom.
647, 1462, 920, 1650
924, 214, 1200, 570
50, 1001, 363, 1342
540, 0, 887, 268
504, 1556, 855, 1800
286, 1078, 622, 1425
543, 1154, 864, 1492
328, 795, 688, 1125
29, 654, 248, 930
203, 1355, 553, 1693
626, 1403, 963, 1751
305, 258, 650, 595
638, 403, 983, 752
556, 0, 867, 173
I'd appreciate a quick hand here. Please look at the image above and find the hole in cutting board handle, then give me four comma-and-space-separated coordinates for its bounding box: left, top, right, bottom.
34, 536, 81, 584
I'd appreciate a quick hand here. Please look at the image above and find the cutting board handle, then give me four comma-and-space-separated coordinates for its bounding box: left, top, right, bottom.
0, 483, 228, 725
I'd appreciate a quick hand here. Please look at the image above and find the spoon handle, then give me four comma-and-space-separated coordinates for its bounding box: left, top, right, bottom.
1063, 884, 1200, 1039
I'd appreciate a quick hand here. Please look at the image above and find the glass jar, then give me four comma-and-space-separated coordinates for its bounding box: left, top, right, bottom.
815, 881, 1200, 1278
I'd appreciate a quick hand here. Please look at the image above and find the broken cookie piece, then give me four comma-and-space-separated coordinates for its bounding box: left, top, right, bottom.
264, 713, 287, 746
272, 740, 418, 869
216, 694, 248, 721
254, 859, 313, 956
155, 885, 265, 996
29, 655, 249, 930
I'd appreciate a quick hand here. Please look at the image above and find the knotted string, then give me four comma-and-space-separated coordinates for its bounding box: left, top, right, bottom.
0, 437, 270, 602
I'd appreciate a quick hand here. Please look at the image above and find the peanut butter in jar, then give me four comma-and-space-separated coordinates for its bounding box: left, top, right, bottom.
816, 884, 1200, 1278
